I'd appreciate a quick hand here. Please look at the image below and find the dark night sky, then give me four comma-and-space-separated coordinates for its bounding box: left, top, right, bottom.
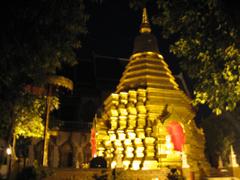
84, 1, 138, 58
79, 1, 179, 72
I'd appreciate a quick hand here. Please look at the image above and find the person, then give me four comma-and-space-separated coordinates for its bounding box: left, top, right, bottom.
167, 167, 185, 180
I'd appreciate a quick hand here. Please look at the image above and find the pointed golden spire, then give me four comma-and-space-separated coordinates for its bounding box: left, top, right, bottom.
139, 8, 151, 33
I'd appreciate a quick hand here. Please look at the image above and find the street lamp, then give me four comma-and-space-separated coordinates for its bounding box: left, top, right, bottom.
6, 147, 11, 156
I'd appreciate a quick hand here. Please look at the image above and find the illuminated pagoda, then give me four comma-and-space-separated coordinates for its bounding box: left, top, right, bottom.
92, 8, 209, 177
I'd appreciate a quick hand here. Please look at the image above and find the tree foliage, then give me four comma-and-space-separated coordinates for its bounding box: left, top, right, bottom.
14, 95, 60, 139
0, 0, 87, 138
130, 0, 240, 114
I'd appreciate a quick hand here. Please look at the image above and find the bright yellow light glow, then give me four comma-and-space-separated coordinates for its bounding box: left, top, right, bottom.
104, 140, 111, 147
136, 147, 144, 154
134, 138, 142, 144
123, 160, 130, 170
128, 132, 136, 139
136, 154, 144, 158
119, 109, 128, 115
126, 147, 134, 158
110, 116, 118, 120
142, 160, 159, 170
166, 135, 171, 142
109, 131, 116, 141
114, 140, 121, 146
118, 132, 126, 140
110, 109, 119, 116
165, 135, 174, 151
137, 131, 145, 139
130, 52, 163, 60
132, 161, 141, 170
124, 139, 131, 145
111, 161, 116, 169
126, 147, 134, 152
6, 147, 11, 155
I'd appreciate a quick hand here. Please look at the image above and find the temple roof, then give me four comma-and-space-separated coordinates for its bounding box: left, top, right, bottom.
116, 8, 179, 93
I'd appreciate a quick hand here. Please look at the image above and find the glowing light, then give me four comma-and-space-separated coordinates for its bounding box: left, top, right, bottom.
165, 135, 174, 151
123, 160, 130, 169
167, 122, 185, 151
126, 151, 134, 157
118, 132, 126, 140
166, 143, 172, 150
134, 138, 142, 144
166, 135, 171, 142
90, 128, 97, 157
124, 139, 131, 145
109, 131, 116, 141
6, 147, 11, 155
114, 140, 121, 146
110, 109, 118, 116
128, 132, 136, 140
111, 161, 116, 169
132, 161, 141, 170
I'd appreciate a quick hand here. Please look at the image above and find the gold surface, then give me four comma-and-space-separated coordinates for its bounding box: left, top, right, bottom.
140, 8, 151, 33
92, 7, 210, 177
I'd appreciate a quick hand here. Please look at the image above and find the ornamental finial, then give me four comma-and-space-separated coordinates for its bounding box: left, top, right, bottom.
140, 8, 151, 33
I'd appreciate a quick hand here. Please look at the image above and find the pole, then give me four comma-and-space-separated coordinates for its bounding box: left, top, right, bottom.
42, 85, 52, 167
6, 147, 12, 179
7, 155, 12, 179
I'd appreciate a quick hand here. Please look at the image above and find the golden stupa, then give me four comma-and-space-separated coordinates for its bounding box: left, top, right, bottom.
92, 8, 209, 178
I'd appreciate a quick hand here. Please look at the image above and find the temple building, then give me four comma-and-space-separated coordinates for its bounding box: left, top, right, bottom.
92, 8, 210, 178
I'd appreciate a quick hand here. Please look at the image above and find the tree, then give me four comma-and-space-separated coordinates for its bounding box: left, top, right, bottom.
130, 0, 240, 115
0, 0, 87, 139
14, 95, 59, 139
202, 108, 240, 166
11, 92, 60, 161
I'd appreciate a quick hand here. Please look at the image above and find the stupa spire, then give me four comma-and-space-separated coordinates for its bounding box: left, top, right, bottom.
140, 8, 151, 33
